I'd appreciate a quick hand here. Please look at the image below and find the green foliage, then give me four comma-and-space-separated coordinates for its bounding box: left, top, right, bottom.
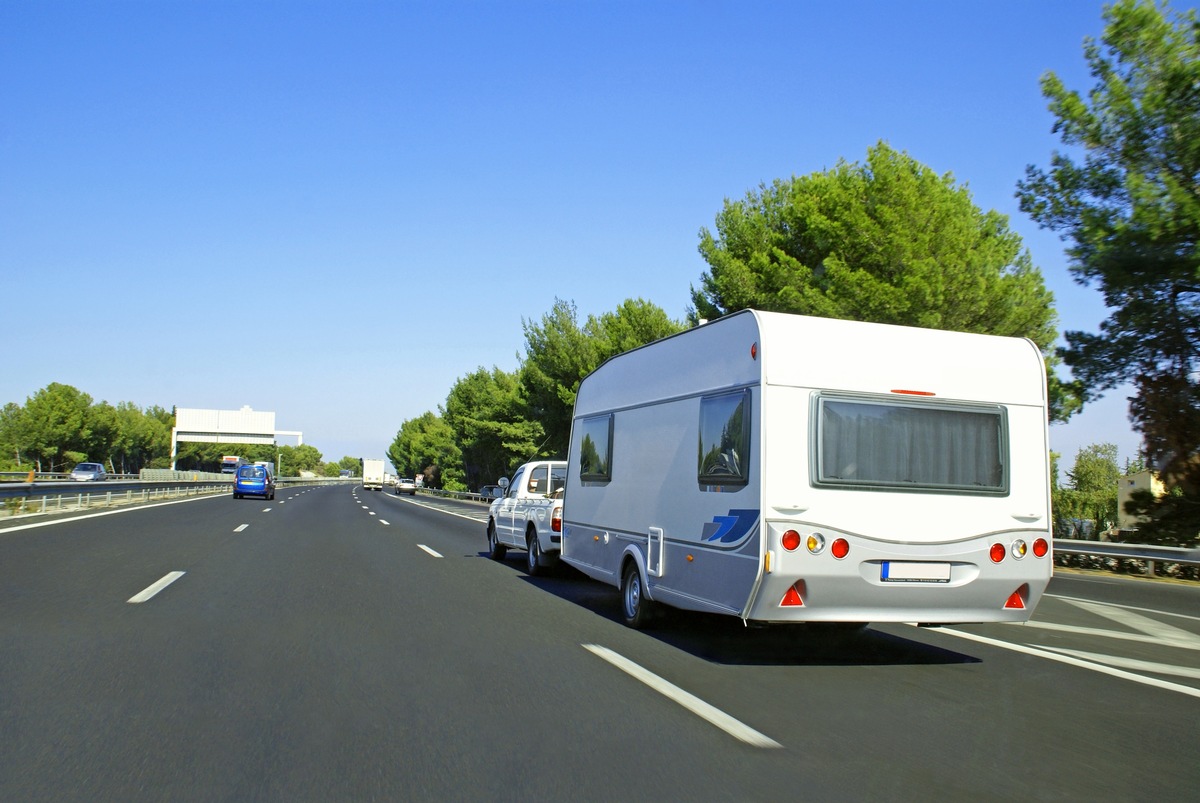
388, 297, 680, 492
520, 298, 682, 454
278, 444, 323, 475
691, 141, 1078, 421
1054, 443, 1121, 538
443, 367, 544, 489
20, 383, 95, 471
1017, 0, 1200, 539
388, 412, 462, 490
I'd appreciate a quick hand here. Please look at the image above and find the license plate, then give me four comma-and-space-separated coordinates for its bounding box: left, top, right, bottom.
881, 561, 951, 583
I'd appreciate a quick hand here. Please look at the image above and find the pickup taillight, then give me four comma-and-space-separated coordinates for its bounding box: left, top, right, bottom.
551, 506, 562, 532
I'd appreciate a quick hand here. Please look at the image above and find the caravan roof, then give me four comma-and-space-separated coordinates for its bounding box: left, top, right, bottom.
573, 310, 1046, 418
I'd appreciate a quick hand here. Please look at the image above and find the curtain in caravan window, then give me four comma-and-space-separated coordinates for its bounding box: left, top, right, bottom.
819, 399, 1005, 493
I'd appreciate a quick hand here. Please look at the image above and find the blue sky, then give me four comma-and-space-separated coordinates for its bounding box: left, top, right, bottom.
1, 0, 1164, 475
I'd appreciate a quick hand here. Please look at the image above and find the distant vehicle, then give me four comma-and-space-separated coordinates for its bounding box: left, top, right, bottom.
486, 460, 566, 576
478, 484, 503, 502
221, 456, 249, 474
362, 459, 385, 491
394, 478, 417, 496
254, 461, 275, 477
234, 463, 275, 500
69, 462, 108, 482
562, 309, 1053, 629
339, 469, 353, 479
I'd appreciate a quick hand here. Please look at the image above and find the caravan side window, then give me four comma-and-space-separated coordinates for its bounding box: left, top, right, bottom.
698, 390, 750, 487
578, 414, 613, 484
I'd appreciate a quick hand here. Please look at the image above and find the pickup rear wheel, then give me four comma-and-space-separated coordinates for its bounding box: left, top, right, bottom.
487, 521, 507, 561
621, 563, 656, 629
525, 530, 543, 576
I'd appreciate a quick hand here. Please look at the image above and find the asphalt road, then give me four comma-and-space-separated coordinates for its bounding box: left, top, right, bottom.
2, 485, 1197, 801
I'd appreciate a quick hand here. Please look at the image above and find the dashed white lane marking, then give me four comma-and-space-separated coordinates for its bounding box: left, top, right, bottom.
582, 644, 781, 748
128, 572, 186, 603
379, 520, 390, 526
234, 524, 248, 532
262, 508, 272, 513
418, 544, 443, 558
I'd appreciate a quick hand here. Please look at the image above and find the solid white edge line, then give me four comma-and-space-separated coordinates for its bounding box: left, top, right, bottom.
399, 496, 488, 524
582, 644, 781, 748
128, 571, 186, 603
928, 626, 1200, 700
418, 544, 443, 558
0, 493, 225, 535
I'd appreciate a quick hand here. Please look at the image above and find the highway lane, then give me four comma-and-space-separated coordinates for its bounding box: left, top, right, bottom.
2, 486, 1198, 800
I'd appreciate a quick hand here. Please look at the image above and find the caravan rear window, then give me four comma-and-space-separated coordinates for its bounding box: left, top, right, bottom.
698, 389, 750, 487
816, 396, 1007, 494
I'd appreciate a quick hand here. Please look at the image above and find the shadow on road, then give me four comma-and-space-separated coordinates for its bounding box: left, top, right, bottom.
476, 551, 980, 668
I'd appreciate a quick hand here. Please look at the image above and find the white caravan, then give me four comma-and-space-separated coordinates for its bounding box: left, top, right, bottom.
561, 310, 1053, 628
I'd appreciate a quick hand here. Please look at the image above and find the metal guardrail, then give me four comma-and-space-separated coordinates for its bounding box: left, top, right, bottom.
0, 481, 231, 519
1053, 538, 1200, 578
0, 477, 344, 521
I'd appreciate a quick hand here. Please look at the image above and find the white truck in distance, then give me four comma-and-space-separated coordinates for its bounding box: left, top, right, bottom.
486, 460, 566, 576
362, 458, 385, 491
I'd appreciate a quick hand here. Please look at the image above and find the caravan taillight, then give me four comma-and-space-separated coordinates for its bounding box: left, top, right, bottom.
1032, 538, 1049, 558
830, 538, 849, 559
989, 543, 1006, 563
781, 530, 801, 551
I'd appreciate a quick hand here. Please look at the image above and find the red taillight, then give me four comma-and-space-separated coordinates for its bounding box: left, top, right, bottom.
1004, 584, 1028, 609
1032, 538, 1049, 558
551, 508, 562, 533
831, 538, 849, 559
989, 543, 1006, 563
781, 530, 801, 551
780, 581, 805, 607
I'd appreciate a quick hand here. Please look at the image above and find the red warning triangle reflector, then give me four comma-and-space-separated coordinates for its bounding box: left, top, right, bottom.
781, 586, 804, 607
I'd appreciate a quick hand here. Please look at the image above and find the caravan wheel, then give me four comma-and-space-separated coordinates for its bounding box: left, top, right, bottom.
621, 563, 655, 629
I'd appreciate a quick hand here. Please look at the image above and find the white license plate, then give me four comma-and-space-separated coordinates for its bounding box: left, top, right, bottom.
881, 561, 951, 583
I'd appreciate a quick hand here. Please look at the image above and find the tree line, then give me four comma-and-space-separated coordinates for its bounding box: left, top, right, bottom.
0, 382, 361, 478
392, 1, 1198, 546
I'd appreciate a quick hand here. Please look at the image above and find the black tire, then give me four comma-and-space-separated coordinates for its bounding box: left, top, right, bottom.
621, 562, 656, 629
526, 529, 543, 576
487, 521, 507, 561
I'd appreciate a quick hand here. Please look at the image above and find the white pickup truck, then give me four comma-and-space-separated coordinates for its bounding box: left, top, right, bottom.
486, 460, 566, 576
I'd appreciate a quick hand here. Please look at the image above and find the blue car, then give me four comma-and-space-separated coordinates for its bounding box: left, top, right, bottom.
234, 464, 275, 500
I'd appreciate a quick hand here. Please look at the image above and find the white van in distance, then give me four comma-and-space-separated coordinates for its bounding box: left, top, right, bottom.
561, 309, 1053, 628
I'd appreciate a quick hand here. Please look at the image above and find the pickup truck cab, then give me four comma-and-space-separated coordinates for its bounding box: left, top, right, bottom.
486, 460, 565, 576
